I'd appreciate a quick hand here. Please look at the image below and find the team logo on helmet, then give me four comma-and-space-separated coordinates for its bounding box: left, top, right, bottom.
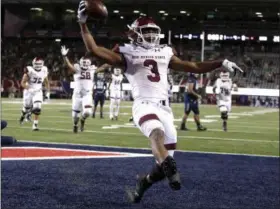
127, 17, 161, 49
32, 58, 44, 71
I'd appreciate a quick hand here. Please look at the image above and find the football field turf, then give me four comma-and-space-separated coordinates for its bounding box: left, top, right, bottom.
1, 99, 279, 156
1, 99, 279, 209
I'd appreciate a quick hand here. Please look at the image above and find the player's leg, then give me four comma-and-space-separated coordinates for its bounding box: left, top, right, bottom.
192, 101, 207, 131
80, 93, 93, 132
114, 96, 121, 121
19, 90, 32, 124
99, 94, 105, 119
180, 98, 191, 130
92, 93, 99, 118
72, 94, 82, 133
127, 103, 180, 203
31, 91, 43, 131
219, 105, 228, 131
109, 92, 115, 120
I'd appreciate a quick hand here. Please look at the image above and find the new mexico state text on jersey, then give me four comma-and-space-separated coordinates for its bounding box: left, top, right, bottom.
119, 44, 174, 101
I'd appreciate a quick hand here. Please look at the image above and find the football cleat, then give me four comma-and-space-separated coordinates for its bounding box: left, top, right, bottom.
80, 119, 85, 132
223, 121, 227, 132
126, 175, 152, 203
32, 123, 39, 131
197, 125, 207, 131
114, 116, 118, 121
19, 116, 25, 125
73, 125, 78, 133
180, 123, 189, 131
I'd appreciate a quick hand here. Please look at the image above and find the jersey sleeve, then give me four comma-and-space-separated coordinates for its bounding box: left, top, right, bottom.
118, 44, 132, 73
73, 63, 80, 73
25, 66, 33, 77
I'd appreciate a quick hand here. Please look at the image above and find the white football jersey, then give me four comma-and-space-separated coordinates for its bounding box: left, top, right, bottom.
110, 74, 123, 92
25, 66, 48, 91
73, 63, 96, 92
214, 78, 233, 102
119, 44, 174, 101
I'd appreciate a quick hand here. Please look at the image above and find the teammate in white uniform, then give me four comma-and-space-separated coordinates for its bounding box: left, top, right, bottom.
61, 46, 96, 133
213, 71, 237, 131
77, 4, 243, 202
19, 58, 50, 131
109, 68, 124, 120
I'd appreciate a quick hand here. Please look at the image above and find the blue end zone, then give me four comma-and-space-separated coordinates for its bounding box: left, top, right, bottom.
2, 142, 280, 209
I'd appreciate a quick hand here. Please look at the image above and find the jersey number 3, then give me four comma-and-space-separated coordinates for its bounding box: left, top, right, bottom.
144, 59, 160, 82
81, 72, 91, 80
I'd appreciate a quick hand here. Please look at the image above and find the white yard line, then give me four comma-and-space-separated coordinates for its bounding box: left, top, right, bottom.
8, 126, 279, 143
20, 140, 280, 158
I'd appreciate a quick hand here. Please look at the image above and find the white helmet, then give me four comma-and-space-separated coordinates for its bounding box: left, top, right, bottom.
114, 68, 121, 76
127, 17, 161, 49
79, 57, 91, 70
32, 58, 44, 71
220, 71, 230, 81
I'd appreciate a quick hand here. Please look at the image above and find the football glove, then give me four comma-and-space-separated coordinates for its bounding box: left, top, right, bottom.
77, 1, 88, 23
61, 46, 69, 56
222, 59, 243, 73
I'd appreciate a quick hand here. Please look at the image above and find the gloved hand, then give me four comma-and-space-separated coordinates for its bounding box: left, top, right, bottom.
222, 59, 243, 73
61, 45, 69, 56
77, 1, 88, 23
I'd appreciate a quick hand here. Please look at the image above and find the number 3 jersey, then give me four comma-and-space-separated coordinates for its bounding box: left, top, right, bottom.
214, 78, 233, 102
73, 63, 96, 93
119, 44, 174, 101
25, 66, 48, 91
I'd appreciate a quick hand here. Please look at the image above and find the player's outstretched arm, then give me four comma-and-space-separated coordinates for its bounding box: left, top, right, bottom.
21, 69, 29, 89
61, 46, 76, 74
96, 64, 111, 73
77, 1, 124, 66
169, 56, 243, 74
44, 77, 50, 99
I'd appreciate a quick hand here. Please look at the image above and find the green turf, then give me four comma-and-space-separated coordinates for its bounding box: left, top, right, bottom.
1, 99, 279, 156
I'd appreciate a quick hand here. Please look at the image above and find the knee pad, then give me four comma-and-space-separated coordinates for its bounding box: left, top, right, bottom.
72, 110, 80, 118
219, 105, 227, 112
83, 108, 92, 118
221, 111, 228, 120
32, 108, 41, 115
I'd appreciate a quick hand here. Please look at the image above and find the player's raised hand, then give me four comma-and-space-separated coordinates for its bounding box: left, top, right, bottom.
222, 59, 243, 74
61, 46, 69, 56
77, 1, 88, 23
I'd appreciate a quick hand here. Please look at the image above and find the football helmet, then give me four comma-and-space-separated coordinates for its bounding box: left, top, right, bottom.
79, 57, 91, 70
114, 68, 121, 76
32, 58, 44, 71
220, 70, 230, 81
127, 17, 161, 49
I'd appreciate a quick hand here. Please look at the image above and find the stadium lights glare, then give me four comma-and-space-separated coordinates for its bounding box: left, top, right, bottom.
259, 36, 267, 41
140, 13, 147, 16
55, 39, 61, 42
241, 35, 246, 41
164, 13, 169, 16
180, 11, 187, 14
278, 13, 280, 16
30, 8, 43, 11
159, 11, 165, 13
133, 10, 140, 13
113, 10, 119, 13
273, 36, 280, 42
120, 16, 124, 19
255, 12, 262, 15
66, 9, 74, 13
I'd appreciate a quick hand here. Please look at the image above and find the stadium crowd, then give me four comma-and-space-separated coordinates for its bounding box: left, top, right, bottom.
1, 38, 279, 108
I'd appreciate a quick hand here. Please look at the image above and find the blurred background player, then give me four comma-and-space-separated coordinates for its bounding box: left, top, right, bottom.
93, 72, 107, 118
213, 70, 237, 131
109, 68, 123, 120
180, 73, 207, 131
19, 58, 50, 131
61, 45, 96, 133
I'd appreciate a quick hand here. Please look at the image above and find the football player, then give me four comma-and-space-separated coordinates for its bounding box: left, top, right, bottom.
213, 70, 237, 131
92, 72, 107, 118
180, 73, 207, 131
61, 45, 96, 133
19, 58, 50, 131
77, 2, 243, 202
108, 68, 124, 120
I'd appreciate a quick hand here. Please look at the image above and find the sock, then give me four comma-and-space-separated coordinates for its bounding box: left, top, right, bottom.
34, 120, 38, 125
196, 121, 201, 127
73, 117, 79, 126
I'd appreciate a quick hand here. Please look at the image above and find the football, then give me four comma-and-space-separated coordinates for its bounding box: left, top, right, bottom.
85, 0, 108, 19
